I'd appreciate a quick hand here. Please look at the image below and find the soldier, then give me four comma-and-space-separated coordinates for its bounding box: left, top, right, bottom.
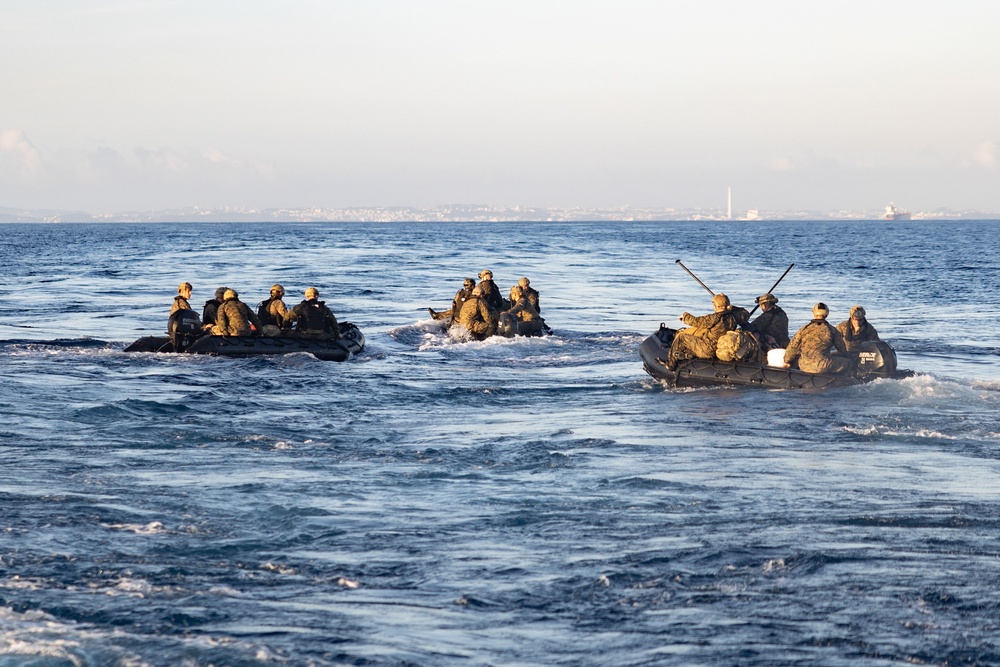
257, 284, 289, 335
429, 278, 476, 323
783, 302, 852, 374
836, 305, 880, 353
667, 293, 742, 369
503, 285, 545, 336
285, 287, 340, 339
213, 289, 262, 337
477, 270, 505, 312
202, 286, 228, 327
746, 293, 790, 349
171, 282, 195, 315
456, 284, 499, 340
514, 277, 540, 313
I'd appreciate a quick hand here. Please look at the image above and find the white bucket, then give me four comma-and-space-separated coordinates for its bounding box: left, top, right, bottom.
767, 348, 786, 367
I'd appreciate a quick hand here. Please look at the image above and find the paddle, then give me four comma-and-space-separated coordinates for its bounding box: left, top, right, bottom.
674, 259, 715, 296
746, 263, 794, 318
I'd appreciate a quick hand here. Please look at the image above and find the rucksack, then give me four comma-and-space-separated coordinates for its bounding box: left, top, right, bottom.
257, 298, 275, 326
716, 330, 758, 362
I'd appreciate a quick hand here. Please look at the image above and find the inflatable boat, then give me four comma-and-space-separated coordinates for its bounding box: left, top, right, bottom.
495, 312, 549, 338
125, 311, 364, 362
640, 324, 911, 389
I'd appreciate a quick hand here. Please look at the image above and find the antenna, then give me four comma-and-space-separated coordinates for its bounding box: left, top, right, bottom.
727, 187, 732, 220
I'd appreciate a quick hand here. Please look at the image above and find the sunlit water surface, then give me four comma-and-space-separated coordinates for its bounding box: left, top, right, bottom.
1, 221, 999, 666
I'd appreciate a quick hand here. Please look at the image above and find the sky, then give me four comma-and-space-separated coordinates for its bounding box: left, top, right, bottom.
2, 0, 1000, 214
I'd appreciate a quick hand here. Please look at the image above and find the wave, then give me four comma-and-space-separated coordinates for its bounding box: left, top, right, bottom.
0, 337, 115, 350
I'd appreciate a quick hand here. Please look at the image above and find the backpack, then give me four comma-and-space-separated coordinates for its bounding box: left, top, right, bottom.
716, 330, 758, 362
257, 298, 275, 326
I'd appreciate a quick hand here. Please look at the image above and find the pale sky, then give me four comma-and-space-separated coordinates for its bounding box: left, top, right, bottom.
2, 0, 999, 213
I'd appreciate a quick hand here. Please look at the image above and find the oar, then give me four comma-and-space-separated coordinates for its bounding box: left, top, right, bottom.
746, 263, 794, 317
675, 260, 715, 296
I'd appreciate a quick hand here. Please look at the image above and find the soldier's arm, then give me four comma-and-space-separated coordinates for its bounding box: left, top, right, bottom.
831, 326, 848, 355
783, 332, 801, 364
685, 312, 719, 328
682, 312, 714, 327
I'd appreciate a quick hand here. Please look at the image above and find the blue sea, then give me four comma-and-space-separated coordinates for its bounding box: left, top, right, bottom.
2, 220, 999, 666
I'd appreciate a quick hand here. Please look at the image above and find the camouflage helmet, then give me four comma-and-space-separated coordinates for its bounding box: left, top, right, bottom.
223, 289, 238, 300
305, 287, 319, 299
178, 282, 193, 293
214, 286, 228, 301
850, 305, 866, 319
518, 277, 530, 287
270, 283, 285, 296
479, 269, 493, 279
756, 293, 777, 305
812, 302, 829, 319
463, 278, 476, 288
510, 285, 523, 300
712, 293, 730, 311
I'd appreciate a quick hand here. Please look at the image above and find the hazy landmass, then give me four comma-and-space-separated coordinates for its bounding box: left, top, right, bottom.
0, 204, 994, 223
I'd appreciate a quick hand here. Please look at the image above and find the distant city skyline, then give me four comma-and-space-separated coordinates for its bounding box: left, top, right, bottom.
3, 1, 1000, 214
3, 201, 994, 224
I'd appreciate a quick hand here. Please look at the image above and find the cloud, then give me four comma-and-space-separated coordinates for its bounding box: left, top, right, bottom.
202, 148, 241, 166
0, 128, 43, 174
133, 147, 190, 173
973, 141, 998, 170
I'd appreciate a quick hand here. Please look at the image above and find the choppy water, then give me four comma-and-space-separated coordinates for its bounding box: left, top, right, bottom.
2, 220, 999, 666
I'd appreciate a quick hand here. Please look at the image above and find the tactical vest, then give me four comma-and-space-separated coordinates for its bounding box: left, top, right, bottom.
298, 301, 333, 333
257, 298, 277, 326
203, 298, 221, 325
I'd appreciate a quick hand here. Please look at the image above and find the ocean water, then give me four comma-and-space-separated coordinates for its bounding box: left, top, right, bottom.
1, 220, 999, 666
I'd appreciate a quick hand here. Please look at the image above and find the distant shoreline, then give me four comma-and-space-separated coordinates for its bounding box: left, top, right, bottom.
1, 206, 997, 224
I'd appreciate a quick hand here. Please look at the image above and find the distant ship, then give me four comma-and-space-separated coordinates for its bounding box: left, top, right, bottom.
883, 203, 911, 221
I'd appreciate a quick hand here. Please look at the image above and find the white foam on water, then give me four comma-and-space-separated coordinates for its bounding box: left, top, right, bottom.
101, 521, 167, 535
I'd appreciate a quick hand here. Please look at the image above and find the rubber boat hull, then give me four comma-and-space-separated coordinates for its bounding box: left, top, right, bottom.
639, 325, 911, 389
495, 312, 549, 338
125, 322, 365, 362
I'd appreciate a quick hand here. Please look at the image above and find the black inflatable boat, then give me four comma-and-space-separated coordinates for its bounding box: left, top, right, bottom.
640, 324, 912, 389
495, 312, 549, 338
125, 311, 364, 362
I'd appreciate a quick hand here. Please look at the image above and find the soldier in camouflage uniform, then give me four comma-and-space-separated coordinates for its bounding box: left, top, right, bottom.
285, 287, 340, 339
456, 284, 499, 340
477, 270, 506, 312
257, 284, 289, 335
503, 285, 545, 336
429, 278, 476, 323
202, 286, 228, 328
514, 277, 540, 313
836, 305, 879, 353
746, 293, 790, 349
783, 302, 852, 374
171, 282, 195, 316
213, 289, 262, 337
667, 293, 742, 369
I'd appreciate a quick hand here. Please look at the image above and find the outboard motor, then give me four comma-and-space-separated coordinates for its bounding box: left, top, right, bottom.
854, 340, 898, 379
496, 312, 518, 338
167, 309, 203, 352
